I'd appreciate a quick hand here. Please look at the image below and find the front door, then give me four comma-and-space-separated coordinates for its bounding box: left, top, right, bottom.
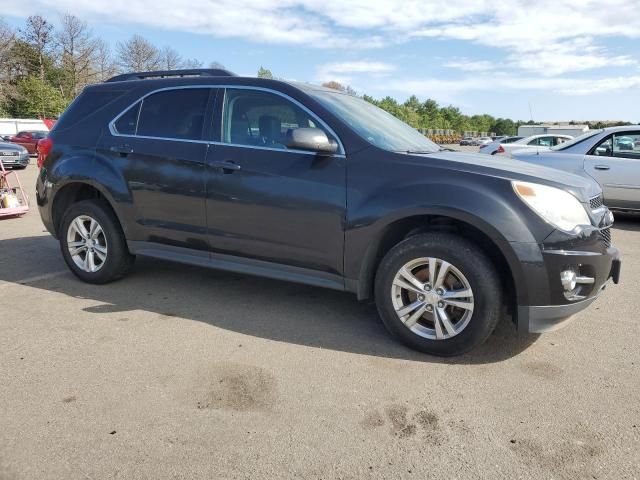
584, 131, 640, 209
205, 87, 347, 276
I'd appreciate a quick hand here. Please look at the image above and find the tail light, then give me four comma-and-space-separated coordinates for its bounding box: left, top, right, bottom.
37, 137, 53, 168
496, 145, 505, 154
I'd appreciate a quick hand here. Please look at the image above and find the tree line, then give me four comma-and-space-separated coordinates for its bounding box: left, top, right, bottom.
0, 15, 633, 136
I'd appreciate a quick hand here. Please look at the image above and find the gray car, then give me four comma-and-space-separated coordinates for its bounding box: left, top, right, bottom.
0, 142, 29, 169
512, 126, 640, 211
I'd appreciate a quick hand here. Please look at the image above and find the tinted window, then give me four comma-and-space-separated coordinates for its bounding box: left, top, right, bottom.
222, 88, 331, 150
613, 132, 640, 159
57, 90, 123, 131
137, 89, 210, 140
592, 137, 612, 156
114, 101, 140, 135
502, 137, 523, 144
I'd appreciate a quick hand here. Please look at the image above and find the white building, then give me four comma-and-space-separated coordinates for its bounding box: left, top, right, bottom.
517, 124, 589, 138
0, 118, 49, 138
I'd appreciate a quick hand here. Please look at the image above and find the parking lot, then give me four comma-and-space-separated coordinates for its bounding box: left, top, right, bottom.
1, 164, 639, 479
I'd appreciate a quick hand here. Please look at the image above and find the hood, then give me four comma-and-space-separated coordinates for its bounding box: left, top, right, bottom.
404, 150, 600, 201
0, 142, 27, 153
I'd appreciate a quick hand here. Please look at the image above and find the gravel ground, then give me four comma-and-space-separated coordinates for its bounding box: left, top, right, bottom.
0, 164, 638, 480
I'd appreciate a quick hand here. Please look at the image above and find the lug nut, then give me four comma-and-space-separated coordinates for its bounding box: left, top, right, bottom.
436, 288, 444, 295
418, 295, 425, 301
424, 284, 431, 291
438, 301, 445, 308
426, 304, 433, 312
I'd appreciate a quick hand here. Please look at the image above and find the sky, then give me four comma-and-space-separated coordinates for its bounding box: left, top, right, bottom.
2, 0, 640, 122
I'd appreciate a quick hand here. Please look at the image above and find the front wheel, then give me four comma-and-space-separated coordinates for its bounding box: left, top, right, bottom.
374, 232, 503, 356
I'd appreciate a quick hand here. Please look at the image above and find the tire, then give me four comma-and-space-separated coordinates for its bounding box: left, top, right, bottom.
59, 199, 135, 284
374, 232, 503, 356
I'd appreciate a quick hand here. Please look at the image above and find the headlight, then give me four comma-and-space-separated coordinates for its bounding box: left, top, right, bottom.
512, 181, 591, 232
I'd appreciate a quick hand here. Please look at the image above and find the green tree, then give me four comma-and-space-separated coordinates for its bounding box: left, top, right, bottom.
257, 66, 273, 79
14, 75, 66, 117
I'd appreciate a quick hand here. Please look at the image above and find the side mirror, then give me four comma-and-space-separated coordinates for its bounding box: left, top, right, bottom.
286, 128, 338, 154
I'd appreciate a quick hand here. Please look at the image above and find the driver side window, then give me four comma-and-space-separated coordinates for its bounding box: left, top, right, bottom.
222, 88, 329, 150
592, 137, 613, 157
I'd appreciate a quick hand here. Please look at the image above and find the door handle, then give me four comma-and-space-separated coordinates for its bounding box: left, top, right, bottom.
594, 165, 610, 171
110, 144, 133, 156
211, 160, 242, 173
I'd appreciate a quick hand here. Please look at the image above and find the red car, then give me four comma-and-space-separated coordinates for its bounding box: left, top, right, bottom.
8, 130, 48, 154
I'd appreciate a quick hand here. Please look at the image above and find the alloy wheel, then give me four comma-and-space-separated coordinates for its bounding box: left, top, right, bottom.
66, 215, 108, 273
390, 257, 474, 340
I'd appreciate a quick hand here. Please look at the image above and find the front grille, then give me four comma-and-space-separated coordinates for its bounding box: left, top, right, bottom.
600, 227, 611, 247
590, 194, 604, 210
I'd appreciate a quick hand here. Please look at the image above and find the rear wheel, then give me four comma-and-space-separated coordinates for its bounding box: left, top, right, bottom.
375, 232, 502, 356
60, 199, 134, 284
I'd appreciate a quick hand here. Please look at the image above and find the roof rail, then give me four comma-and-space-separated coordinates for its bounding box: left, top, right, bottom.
106, 68, 237, 83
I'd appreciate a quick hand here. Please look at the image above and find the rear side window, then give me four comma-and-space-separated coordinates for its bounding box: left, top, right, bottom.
136, 89, 210, 140
114, 101, 140, 135
56, 90, 124, 131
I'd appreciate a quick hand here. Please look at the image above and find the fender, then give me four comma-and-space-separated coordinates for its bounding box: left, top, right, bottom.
345, 178, 554, 307
41, 144, 133, 237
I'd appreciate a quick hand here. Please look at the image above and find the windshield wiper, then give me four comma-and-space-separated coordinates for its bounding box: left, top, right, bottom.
398, 149, 440, 154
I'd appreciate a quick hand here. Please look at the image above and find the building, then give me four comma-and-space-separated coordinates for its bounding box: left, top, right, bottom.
517, 124, 589, 138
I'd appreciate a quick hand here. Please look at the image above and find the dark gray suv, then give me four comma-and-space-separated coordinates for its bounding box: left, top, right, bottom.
36, 69, 620, 356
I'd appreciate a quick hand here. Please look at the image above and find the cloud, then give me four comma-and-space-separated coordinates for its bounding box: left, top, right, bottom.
383, 74, 640, 99
2, 0, 639, 78
316, 61, 395, 84
444, 58, 495, 72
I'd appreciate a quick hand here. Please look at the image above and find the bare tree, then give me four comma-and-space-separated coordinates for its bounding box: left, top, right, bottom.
116, 34, 160, 72
20, 15, 54, 81
159, 45, 182, 70
0, 18, 14, 60
182, 58, 202, 69
0, 19, 16, 114
94, 39, 117, 81
209, 61, 225, 69
56, 14, 99, 98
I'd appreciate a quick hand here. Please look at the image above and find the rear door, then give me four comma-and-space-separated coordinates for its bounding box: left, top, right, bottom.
205, 87, 347, 276
100, 87, 216, 250
584, 131, 640, 209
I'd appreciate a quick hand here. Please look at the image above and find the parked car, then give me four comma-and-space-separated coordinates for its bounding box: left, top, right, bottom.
479, 136, 524, 155
36, 69, 620, 356
614, 136, 634, 151
495, 134, 573, 157
475, 136, 493, 146
459, 136, 474, 146
0, 142, 29, 169
512, 126, 640, 211
8, 130, 48, 154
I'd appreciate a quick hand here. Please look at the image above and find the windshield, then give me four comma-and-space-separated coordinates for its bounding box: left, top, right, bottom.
308, 90, 440, 153
550, 129, 602, 151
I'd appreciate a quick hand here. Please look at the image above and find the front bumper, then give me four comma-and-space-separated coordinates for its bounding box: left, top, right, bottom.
517, 243, 621, 333
0, 155, 29, 168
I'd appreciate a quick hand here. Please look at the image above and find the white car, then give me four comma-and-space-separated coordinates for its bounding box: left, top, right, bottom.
495, 134, 573, 157
478, 136, 524, 155
512, 126, 640, 211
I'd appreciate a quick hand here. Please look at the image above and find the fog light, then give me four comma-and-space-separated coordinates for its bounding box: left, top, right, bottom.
560, 269, 577, 291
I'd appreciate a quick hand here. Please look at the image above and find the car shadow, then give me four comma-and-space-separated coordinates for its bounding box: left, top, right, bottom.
0, 235, 540, 365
